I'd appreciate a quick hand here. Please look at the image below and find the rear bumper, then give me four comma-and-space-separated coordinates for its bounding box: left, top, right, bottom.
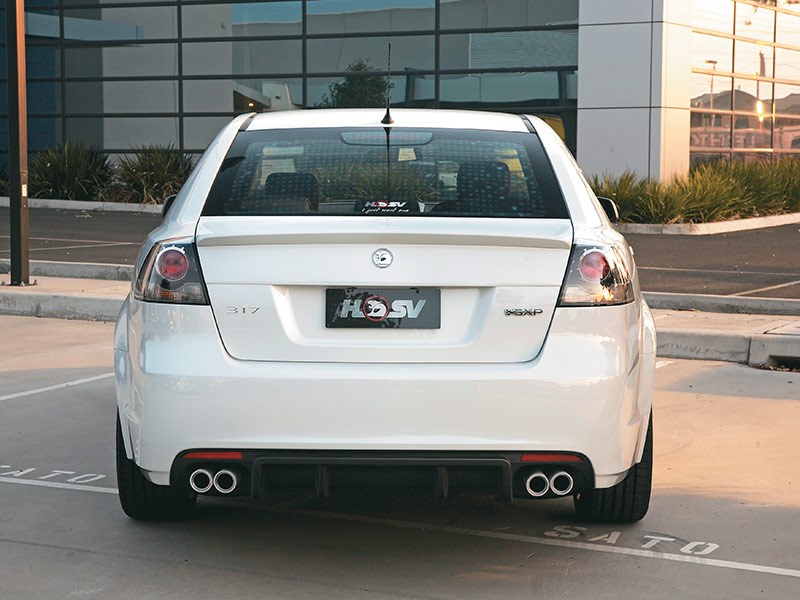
170, 450, 596, 502
115, 298, 655, 489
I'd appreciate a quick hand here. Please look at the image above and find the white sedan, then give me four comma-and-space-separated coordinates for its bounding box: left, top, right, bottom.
114, 108, 656, 523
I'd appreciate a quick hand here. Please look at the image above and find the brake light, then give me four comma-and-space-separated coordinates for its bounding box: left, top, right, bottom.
134, 238, 209, 305
558, 242, 634, 307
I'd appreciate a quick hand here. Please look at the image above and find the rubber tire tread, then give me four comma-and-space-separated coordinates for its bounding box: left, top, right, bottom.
116, 415, 196, 520
573, 413, 653, 523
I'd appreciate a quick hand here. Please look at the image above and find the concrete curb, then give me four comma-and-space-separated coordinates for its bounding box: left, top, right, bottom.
0, 196, 162, 214
0, 292, 122, 322
615, 212, 800, 235
3, 197, 799, 235
643, 292, 800, 316
0, 259, 134, 281
658, 328, 799, 368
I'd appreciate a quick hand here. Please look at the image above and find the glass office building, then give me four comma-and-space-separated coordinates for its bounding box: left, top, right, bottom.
0, 0, 579, 162
2, 0, 800, 178
691, 0, 800, 163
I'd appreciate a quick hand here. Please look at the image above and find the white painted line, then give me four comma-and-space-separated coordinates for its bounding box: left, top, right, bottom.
0, 476, 117, 494
639, 266, 800, 278
286, 509, 800, 580
2, 474, 799, 580
730, 280, 800, 297
0, 372, 114, 403
656, 360, 673, 369
0, 235, 136, 245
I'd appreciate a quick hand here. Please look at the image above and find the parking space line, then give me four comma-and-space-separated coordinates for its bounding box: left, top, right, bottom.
730, 280, 800, 297
1, 475, 798, 580
656, 361, 673, 369
0, 476, 117, 494
0, 235, 137, 245
0, 242, 136, 255
639, 266, 800, 278
0, 373, 114, 403
285, 509, 800, 580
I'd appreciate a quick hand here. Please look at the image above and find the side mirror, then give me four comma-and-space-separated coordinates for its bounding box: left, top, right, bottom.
162, 194, 177, 218
597, 196, 619, 223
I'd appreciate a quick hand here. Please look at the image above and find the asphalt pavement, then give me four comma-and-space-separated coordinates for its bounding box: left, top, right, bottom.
1, 205, 798, 298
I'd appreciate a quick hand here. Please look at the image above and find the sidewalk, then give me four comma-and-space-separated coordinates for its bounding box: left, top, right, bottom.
1, 272, 798, 369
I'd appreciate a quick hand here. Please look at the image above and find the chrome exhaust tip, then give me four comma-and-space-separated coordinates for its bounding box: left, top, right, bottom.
525, 471, 550, 497
549, 471, 574, 496
189, 468, 214, 494
213, 469, 239, 494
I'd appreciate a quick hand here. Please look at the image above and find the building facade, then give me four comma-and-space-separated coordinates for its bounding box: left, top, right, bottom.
1, 0, 799, 180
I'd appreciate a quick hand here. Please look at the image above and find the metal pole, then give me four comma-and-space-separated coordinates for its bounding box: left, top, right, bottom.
8, 0, 30, 286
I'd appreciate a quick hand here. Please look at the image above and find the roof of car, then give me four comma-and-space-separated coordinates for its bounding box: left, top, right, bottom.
245, 108, 533, 133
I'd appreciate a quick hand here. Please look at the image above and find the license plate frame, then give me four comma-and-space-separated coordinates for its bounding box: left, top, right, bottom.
325, 288, 441, 329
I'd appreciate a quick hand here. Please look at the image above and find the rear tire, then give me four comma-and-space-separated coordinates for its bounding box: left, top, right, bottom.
574, 413, 652, 523
116, 415, 196, 520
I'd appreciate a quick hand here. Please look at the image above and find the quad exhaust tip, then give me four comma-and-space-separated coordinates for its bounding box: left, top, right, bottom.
524, 470, 575, 498
189, 468, 239, 494
549, 471, 574, 496
525, 471, 550, 497
189, 468, 214, 494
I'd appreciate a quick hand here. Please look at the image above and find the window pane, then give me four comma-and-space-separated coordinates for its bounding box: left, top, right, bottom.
734, 40, 773, 77
775, 83, 800, 117
733, 78, 773, 115
184, 116, 233, 150
28, 81, 61, 114
66, 81, 179, 114
202, 128, 568, 219
691, 73, 732, 110
307, 0, 435, 34
62, 7, 177, 41
732, 114, 772, 149
690, 152, 732, 167
440, 0, 577, 30
690, 112, 732, 149
64, 44, 178, 77
183, 78, 303, 112
66, 117, 179, 148
183, 40, 302, 76
307, 74, 434, 108
25, 11, 60, 40
307, 36, 434, 73
182, 3, 302, 38
692, 0, 734, 32
775, 48, 800, 83
690, 33, 732, 73
29, 117, 62, 151
735, 1, 775, 41
776, 10, 800, 47
440, 31, 577, 70
774, 117, 800, 150
26, 44, 60, 79
441, 71, 572, 105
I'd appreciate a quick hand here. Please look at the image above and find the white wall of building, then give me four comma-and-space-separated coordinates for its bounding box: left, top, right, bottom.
577, 0, 692, 181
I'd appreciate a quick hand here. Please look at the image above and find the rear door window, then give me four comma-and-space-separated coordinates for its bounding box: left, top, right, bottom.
202, 127, 568, 219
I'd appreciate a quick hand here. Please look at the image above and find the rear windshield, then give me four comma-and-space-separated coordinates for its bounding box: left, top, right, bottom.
202, 127, 568, 219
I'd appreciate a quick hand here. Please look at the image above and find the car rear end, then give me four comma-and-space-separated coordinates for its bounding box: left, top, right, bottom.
114, 109, 656, 521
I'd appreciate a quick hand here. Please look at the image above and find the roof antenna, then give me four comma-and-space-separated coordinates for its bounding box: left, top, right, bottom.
381, 42, 394, 125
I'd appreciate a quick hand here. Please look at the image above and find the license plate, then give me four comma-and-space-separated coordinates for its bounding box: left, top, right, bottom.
326, 288, 441, 329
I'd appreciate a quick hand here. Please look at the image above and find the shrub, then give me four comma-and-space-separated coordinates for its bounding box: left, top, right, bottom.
28, 142, 112, 201
113, 145, 194, 204
592, 156, 800, 224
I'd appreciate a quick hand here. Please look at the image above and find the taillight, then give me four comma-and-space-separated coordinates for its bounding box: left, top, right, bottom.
134, 238, 209, 305
558, 242, 634, 307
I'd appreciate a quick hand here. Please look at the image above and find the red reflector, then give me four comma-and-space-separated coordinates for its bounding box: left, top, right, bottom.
183, 451, 243, 460
156, 247, 190, 281
520, 453, 583, 463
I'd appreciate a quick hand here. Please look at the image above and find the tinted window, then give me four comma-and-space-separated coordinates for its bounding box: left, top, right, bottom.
202, 127, 567, 219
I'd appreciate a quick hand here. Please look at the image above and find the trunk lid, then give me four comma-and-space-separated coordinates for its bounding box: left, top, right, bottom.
196, 216, 572, 364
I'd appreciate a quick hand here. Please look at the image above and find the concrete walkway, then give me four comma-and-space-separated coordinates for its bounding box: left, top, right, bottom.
1, 270, 798, 369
